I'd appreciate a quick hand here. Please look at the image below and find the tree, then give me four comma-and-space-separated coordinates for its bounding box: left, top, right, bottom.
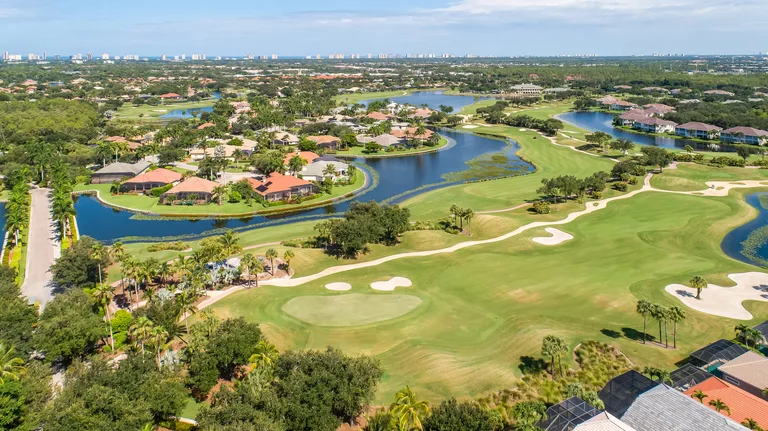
288, 155, 307, 175
0, 343, 25, 385
636, 299, 653, 344
129, 316, 154, 353
650, 304, 668, 346
283, 249, 295, 269
212, 185, 228, 206
218, 230, 242, 256
541, 335, 568, 378
691, 390, 708, 403
51, 236, 110, 288
641, 146, 673, 172
265, 249, 278, 275
91, 283, 115, 351
240, 252, 262, 288
690, 275, 707, 300
736, 146, 752, 161
177, 289, 198, 335
585, 131, 612, 152
609, 138, 634, 155
741, 418, 762, 430
390, 386, 430, 431
669, 305, 686, 349
512, 400, 547, 429
709, 399, 731, 415
422, 398, 498, 431
35, 289, 105, 363
248, 339, 279, 370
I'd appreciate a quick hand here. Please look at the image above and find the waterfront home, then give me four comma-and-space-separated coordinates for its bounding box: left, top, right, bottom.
390, 127, 434, 141
356, 133, 403, 148
511, 83, 543, 96
633, 117, 677, 134
300, 160, 350, 182
366, 111, 392, 122
573, 412, 636, 431
283, 151, 319, 166
675, 122, 722, 140
721, 127, 768, 145
643, 103, 675, 117
91, 161, 151, 184
684, 377, 768, 428
159, 92, 182, 100
704, 89, 735, 96
189, 144, 251, 161
122, 168, 182, 192
718, 352, 768, 400
610, 100, 638, 111
408, 108, 434, 119
161, 177, 218, 204
248, 173, 317, 202
617, 110, 651, 127
307, 135, 341, 150
273, 132, 300, 146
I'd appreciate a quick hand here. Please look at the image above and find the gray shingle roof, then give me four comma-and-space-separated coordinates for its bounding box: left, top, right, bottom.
93, 161, 151, 176
620, 385, 748, 431
718, 351, 768, 390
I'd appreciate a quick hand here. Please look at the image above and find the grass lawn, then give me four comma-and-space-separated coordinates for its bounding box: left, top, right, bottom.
180, 397, 202, 420
333, 90, 411, 105
73, 170, 365, 217
111, 100, 216, 122
460, 100, 498, 115
338, 138, 448, 158
651, 163, 768, 191
207, 189, 768, 404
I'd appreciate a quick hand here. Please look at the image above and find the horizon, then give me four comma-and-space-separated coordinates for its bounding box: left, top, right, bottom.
2, 0, 768, 56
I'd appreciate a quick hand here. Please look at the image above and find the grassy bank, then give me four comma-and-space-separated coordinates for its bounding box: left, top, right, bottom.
333, 90, 410, 105
111, 100, 216, 122
337, 137, 449, 158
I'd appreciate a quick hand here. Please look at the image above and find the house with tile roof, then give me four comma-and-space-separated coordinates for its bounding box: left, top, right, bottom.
684, 377, 768, 429
366, 111, 392, 122
617, 110, 651, 127
574, 412, 637, 431
632, 117, 677, 134
161, 177, 219, 204
159, 92, 182, 100
718, 352, 768, 400
643, 103, 675, 117
356, 133, 403, 148
705, 89, 736, 96
300, 160, 350, 182
307, 135, 341, 150
91, 161, 152, 184
247, 173, 317, 202
675, 122, 723, 140
283, 151, 319, 166
122, 168, 182, 192
720, 127, 768, 145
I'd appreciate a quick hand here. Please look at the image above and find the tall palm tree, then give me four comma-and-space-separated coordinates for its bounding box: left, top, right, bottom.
177, 289, 199, 335
149, 326, 169, 363
92, 283, 115, 350
110, 242, 127, 300
129, 316, 155, 353
265, 249, 278, 275
669, 306, 686, 348
249, 340, 279, 370
390, 386, 429, 431
157, 262, 172, 288
323, 163, 337, 179
636, 299, 652, 344
0, 343, 25, 385
709, 399, 731, 415
541, 335, 568, 378
218, 230, 242, 256
463, 208, 474, 236
651, 304, 667, 346
691, 390, 708, 403
212, 185, 228, 206
288, 155, 307, 175
283, 250, 295, 269
690, 275, 707, 300
91, 243, 106, 287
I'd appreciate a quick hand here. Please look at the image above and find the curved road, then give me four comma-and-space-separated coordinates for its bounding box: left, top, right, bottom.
21, 188, 60, 309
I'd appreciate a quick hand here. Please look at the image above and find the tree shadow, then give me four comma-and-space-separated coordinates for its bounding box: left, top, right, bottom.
622, 327, 656, 343
601, 329, 622, 339
518, 355, 547, 374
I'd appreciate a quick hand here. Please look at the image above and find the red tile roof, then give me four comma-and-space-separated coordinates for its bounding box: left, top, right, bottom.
307, 135, 340, 145
197, 122, 216, 130
124, 168, 182, 185
247, 172, 312, 197
390, 128, 434, 140
105, 136, 128, 143
677, 122, 722, 132
160, 92, 181, 98
283, 151, 319, 165
723, 126, 768, 137
366, 111, 391, 121
165, 177, 218, 194
684, 377, 768, 429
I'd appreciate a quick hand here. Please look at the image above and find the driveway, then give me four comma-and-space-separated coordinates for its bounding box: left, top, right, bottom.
21, 188, 60, 309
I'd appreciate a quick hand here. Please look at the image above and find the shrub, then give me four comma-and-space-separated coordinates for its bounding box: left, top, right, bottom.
632, 165, 647, 176
533, 200, 551, 214
150, 183, 173, 197
709, 156, 745, 167
75, 175, 91, 185
619, 173, 631, 182
228, 191, 242, 203
147, 241, 188, 252
281, 240, 301, 247
111, 310, 134, 333
613, 182, 628, 192
674, 153, 695, 162
628, 177, 638, 185
591, 191, 603, 200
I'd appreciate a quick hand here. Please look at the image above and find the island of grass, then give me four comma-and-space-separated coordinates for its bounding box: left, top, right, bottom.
333, 90, 412, 105
337, 137, 449, 158
110, 99, 217, 122
72, 169, 366, 217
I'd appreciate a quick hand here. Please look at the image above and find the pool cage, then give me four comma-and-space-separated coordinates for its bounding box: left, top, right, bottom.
688, 339, 749, 370
669, 364, 713, 391
536, 397, 603, 431
598, 370, 658, 417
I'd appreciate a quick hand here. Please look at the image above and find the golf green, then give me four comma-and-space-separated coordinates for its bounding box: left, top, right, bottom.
281, 293, 423, 327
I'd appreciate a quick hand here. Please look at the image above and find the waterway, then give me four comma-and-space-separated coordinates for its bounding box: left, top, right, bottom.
75, 127, 532, 243
558, 111, 735, 153
159, 91, 222, 120
721, 192, 768, 267
360, 91, 491, 113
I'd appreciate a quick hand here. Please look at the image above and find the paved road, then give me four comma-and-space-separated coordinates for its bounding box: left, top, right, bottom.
21, 188, 60, 310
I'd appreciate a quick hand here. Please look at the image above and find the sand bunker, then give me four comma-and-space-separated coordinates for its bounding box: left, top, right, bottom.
462, 125, 479, 129
532, 228, 574, 246
665, 272, 768, 320
371, 277, 413, 291
325, 282, 351, 291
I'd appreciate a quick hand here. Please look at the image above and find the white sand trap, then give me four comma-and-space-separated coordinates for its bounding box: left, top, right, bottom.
665, 272, 768, 320
519, 128, 527, 131
532, 228, 574, 246
152, 109, 168, 112
660, 180, 768, 197
325, 282, 351, 291
462, 125, 479, 129
371, 277, 412, 291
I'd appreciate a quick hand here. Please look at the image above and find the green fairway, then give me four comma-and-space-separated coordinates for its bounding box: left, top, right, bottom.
111, 100, 216, 122
338, 138, 448, 157
282, 293, 423, 327
208, 189, 768, 404
651, 163, 768, 191
334, 90, 410, 104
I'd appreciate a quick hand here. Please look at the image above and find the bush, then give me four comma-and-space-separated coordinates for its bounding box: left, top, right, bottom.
150, 183, 173, 197
111, 310, 134, 333
591, 191, 603, 200
613, 182, 628, 192
533, 200, 551, 214
632, 165, 647, 176
228, 191, 242, 203
628, 177, 638, 185
75, 175, 91, 185
147, 241, 188, 252
619, 173, 631, 182
709, 156, 745, 167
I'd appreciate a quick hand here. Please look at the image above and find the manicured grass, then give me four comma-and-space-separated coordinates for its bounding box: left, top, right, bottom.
111, 100, 216, 122
333, 90, 410, 105
73, 170, 365, 216
282, 293, 422, 327
651, 163, 768, 191
338, 138, 448, 158
460, 100, 497, 115
208, 190, 768, 404
180, 397, 202, 420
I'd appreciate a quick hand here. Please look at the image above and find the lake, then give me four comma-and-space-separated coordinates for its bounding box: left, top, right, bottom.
721, 192, 768, 267
360, 91, 492, 113
158, 91, 222, 119
75, 128, 533, 243
559, 111, 736, 153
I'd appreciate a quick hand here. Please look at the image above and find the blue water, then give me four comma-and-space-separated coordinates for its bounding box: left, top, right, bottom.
559, 111, 735, 153
75, 128, 532, 243
158, 91, 221, 119
721, 192, 768, 266
360, 91, 492, 113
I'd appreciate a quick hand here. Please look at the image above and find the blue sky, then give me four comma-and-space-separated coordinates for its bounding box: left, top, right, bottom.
1, 0, 766, 56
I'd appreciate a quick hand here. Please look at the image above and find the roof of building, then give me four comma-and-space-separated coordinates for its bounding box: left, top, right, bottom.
684, 377, 768, 429
537, 397, 602, 431
196, 122, 216, 130
512, 83, 543, 90
160, 92, 181, 98
366, 111, 391, 121
643, 104, 676, 114
307, 135, 341, 145
105, 136, 129, 143
621, 385, 747, 431
670, 364, 714, 391
248, 172, 313, 196
634, 117, 677, 127
165, 177, 218, 195
93, 161, 151, 176
356, 133, 403, 147
676, 122, 723, 132
611, 100, 637, 107
390, 127, 434, 140
283, 151, 319, 165
690, 339, 749, 366
619, 110, 651, 121
722, 127, 768, 137
123, 168, 182, 185
302, 160, 350, 177
574, 412, 637, 431
718, 351, 768, 390
754, 320, 768, 338
705, 89, 736, 96
598, 371, 658, 418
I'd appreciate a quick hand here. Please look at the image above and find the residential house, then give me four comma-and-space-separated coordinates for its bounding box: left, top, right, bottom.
675, 122, 722, 140
273, 133, 300, 146
633, 117, 677, 134
643, 103, 675, 117
247, 173, 317, 202
189, 144, 251, 161
573, 413, 637, 431
511, 83, 543, 96
641, 86, 669, 93
161, 177, 218, 203
409, 108, 434, 119
614, 85, 633, 90
598, 371, 658, 418
122, 168, 182, 192
159, 92, 182, 100
299, 160, 350, 182
718, 352, 768, 400
283, 151, 319, 166
356, 133, 403, 148
536, 397, 602, 431
617, 110, 651, 127
705, 89, 736, 96
688, 339, 749, 369
230, 101, 250, 114
684, 377, 768, 429
669, 364, 714, 391
307, 135, 341, 150
610, 100, 638, 111
91, 161, 151, 184
721, 127, 768, 145
390, 127, 434, 142
366, 111, 392, 122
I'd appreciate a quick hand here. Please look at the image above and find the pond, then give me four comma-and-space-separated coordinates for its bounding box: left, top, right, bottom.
721, 192, 768, 267
558, 111, 736, 153
360, 91, 492, 113
75, 128, 533, 243
158, 91, 222, 119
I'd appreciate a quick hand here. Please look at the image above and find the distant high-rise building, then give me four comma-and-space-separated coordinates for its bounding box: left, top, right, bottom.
86, 52, 92, 61
161, 54, 167, 61
247, 53, 254, 60
271, 54, 278, 60
2, 52, 8, 61
173, 55, 179, 60
101, 53, 109, 60
42, 51, 46, 60
54, 54, 60, 60
181, 54, 186, 60
367, 53, 372, 59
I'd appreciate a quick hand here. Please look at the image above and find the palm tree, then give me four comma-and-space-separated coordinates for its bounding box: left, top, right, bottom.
110, 242, 128, 300
691, 390, 708, 403
177, 289, 198, 335
541, 335, 568, 378
288, 155, 307, 175
92, 283, 115, 350
249, 340, 279, 370
129, 316, 155, 353
91, 243, 106, 287
218, 230, 242, 256
651, 304, 667, 346
690, 275, 708, 299
323, 163, 337, 179
212, 185, 228, 206
245, 254, 264, 287
283, 250, 295, 270
265, 249, 278, 275
636, 299, 652, 344
0, 343, 25, 385
741, 418, 761, 430
463, 208, 474, 236
669, 305, 685, 348
736, 323, 751, 347
389, 386, 429, 431
709, 399, 731, 415
241, 252, 256, 287
512, 401, 547, 429
149, 325, 169, 363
